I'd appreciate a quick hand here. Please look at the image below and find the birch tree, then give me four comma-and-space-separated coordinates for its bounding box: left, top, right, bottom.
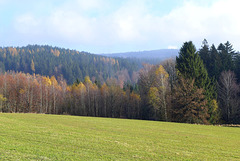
218, 71, 239, 122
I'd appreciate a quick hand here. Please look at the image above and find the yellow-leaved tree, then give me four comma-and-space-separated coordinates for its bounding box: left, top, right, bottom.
0, 94, 7, 112
148, 65, 169, 121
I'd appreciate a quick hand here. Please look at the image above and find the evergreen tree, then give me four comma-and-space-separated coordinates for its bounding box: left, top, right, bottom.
217, 43, 233, 71
209, 44, 221, 79
176, 41, 210, 90
234, 53, 240, 83
199, 39, 211, 70
176, 41, 218, 123
225, 41, 236, 59
172, 76, 209, 124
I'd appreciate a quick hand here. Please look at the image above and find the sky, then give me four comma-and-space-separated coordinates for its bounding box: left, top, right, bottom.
0, 0, 240, 54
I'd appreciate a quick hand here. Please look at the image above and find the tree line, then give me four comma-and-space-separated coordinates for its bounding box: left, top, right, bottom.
199, 40, 240, 123
139, 40, 240, 124
0, 72, 141, 119
0, 41, 239, 124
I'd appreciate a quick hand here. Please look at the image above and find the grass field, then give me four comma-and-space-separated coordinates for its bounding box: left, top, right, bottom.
0, 113, 239, 160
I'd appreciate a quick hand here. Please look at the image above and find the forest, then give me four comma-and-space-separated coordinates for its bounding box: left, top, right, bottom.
0, 45, 139, 84
0, 40, 240, 124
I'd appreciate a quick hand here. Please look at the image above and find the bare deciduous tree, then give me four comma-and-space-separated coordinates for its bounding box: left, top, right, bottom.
218, 71, 239, 122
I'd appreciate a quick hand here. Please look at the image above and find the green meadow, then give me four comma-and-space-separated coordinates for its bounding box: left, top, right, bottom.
0, 113, 239, 160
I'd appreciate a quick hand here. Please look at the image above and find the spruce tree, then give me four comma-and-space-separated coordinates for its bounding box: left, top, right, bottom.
234, 54, 240, 83
176, 41, 218, 123
176, 41, 209, 89
209, 44, 221, 79
225, 41, 236, 59
217, 43, 233, 71
199, 39, 211, 70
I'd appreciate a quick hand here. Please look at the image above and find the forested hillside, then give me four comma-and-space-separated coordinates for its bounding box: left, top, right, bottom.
102, 49, 179, 65
0, 45, 138, 84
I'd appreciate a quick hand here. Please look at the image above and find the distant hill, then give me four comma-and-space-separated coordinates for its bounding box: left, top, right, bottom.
0, 45, 138, 84
101, 49, 179, 59
0, 46, 179, 84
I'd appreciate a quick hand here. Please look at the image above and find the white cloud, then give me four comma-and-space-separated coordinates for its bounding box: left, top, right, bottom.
168, 45, 178, 49
15, 14, 41, 34
12, 0, 240, 53
48, 11, 96, 42
158, 0, 240, 48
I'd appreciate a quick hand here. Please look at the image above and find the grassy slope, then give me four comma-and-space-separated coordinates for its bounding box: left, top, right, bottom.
0, 113, 239, 160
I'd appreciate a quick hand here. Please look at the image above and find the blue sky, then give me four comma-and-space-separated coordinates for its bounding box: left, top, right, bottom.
0, 0, 239, 53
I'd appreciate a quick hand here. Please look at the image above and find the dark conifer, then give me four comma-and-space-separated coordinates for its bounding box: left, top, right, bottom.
176, 41, 210, 90
199, 39, 211, 70
176, 41, 218, 123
